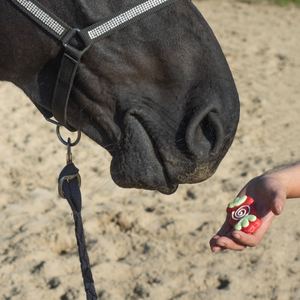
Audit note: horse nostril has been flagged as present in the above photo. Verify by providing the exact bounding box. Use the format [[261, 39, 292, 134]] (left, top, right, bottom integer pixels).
[[185, 109, 224, 158]]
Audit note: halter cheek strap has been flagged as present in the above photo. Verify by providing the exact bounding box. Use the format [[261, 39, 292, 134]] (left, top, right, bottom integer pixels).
[[9, 0, 180, 131]]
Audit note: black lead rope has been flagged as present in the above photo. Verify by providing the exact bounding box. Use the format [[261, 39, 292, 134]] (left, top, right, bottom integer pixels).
[[59, 163, 98, 300], [53, 125, 97, 300]]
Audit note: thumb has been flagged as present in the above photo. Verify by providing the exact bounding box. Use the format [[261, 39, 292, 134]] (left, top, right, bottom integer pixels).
[[270, 190, 286, 215]]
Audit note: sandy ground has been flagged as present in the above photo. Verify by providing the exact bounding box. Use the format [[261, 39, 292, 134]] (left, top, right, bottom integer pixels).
[[1, 0, 300, 299]]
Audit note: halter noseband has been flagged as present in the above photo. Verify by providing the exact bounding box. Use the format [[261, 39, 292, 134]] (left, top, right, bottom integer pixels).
[[9, 0, 180, 131]]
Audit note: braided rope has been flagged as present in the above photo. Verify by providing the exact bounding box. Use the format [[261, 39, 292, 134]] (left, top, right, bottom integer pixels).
[[73, 212, 97, 300], [59, 163, 97, 300]]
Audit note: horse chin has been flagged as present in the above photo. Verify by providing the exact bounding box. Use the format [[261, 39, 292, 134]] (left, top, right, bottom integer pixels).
[[110, 115, 178, 195]]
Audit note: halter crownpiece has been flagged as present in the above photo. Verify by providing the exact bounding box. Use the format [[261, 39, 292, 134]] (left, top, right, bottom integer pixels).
[[12, 0, 179, 42], [10, 0, 180, 130], [13, 0, 66, 35], [86, 0, 178, 41]]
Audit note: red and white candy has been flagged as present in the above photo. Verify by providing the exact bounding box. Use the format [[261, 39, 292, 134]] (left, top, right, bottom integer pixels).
[[227, 195, 262, 234]]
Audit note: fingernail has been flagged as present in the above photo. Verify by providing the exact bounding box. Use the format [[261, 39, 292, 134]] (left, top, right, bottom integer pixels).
[[216, 242, 225, 247], [213, 249, 221, 253], [233, 233, 240, 239], [276, 204, 282, 214]]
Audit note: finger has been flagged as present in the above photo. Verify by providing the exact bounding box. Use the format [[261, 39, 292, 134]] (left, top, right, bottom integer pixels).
[[210, 236, 225, 253], [214, 217, 233, 238], [231, 214, 274, 247], [209, 218, 233, 251], [210, 233, 229, 252], [232, 230, 261, 247], [215, 233, 247, 251], [270, 191, 286, 216], [211, 226, 247, 251]]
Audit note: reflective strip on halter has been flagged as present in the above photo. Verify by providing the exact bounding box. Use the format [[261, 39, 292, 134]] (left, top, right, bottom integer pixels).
[[14, 0, 67, 36], [87, 0, 175, 40], [12, 0, 178, 43]]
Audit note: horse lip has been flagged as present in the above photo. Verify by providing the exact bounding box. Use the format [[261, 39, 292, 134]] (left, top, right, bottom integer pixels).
[[129, 114, 178, 193], [111, 113, 178, 194]]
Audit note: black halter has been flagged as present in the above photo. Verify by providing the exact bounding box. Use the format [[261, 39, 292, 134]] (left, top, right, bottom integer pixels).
[[9, 0, 179, 131]]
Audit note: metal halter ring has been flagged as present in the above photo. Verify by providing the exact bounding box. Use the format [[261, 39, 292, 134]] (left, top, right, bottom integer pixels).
[[56, 125, 81, 147]]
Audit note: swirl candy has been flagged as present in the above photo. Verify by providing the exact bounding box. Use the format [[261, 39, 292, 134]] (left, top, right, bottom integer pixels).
[[227, 195, 262, 234]]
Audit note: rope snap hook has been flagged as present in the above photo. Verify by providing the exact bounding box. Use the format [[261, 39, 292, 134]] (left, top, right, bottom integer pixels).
[[49, 123, 82, 198], [56, 124, 81, 164], [66, 137, 72, 164]]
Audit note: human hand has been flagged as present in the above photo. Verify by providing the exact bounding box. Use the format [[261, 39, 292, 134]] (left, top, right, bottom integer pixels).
[[210, 174, 287, 252]]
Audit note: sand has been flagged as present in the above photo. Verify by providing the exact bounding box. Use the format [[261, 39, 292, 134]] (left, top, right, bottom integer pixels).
[[0, 0, 300, 299]]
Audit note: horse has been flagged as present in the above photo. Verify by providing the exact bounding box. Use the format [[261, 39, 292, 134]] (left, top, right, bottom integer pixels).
[[0, 0, 240, 195]]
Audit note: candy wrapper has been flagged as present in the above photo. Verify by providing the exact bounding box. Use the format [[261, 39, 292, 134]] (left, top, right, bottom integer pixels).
[[227, 195, 262, 234]]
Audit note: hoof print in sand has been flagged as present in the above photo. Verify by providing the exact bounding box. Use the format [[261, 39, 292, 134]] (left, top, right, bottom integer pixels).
[[227, 195, 262, 234]]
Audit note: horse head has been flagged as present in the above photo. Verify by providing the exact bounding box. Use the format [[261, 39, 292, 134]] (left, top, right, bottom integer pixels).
[[0, 0, 239, 194]]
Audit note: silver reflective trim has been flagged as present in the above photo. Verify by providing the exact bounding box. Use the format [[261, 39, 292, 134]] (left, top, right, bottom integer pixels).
[[16, 0, 65, 35], [88, 0, 169, 40]]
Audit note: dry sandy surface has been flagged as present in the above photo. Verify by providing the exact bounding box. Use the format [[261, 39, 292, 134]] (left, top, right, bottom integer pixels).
[[1, 1, 300, 299]]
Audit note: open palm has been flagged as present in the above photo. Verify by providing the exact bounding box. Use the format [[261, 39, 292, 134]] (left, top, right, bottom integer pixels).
[[210, 175, 286, 252]]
